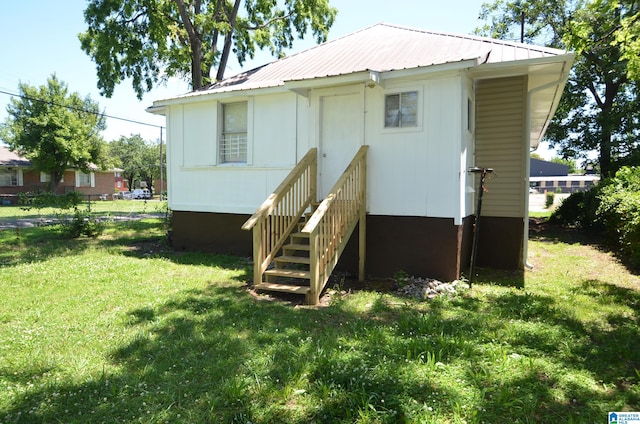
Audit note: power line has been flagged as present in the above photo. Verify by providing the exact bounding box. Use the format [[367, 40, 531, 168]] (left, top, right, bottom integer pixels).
[[0, 88, 164, 129]]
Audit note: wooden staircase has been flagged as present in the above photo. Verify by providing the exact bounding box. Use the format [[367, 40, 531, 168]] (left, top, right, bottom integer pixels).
[[242, 146, 368, 305], [256, 214, 314, 297]]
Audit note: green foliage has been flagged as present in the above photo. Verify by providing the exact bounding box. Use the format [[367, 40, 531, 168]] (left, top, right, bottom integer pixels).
[[108, 134, 163, 193], [0, 75, 108, 189], [18, 191, 83, 211], [62, 209, 106, 238], [552, 166, 640, 266], [545, 191, 555, 208], [596, 167, 640, 266], [477, 0, 640, 177], [79, 0, 337, 97]]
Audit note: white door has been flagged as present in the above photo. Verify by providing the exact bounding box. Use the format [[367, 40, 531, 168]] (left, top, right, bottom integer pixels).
[[319, 92, 362, 198]]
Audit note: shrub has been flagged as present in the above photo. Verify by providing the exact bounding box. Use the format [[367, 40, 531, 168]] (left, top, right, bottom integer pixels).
[[62, 210, 105, 238], [545, 192, 555, 208], [552, 167, 640, 267]]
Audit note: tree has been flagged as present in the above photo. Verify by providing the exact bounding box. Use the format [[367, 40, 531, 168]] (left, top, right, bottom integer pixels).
[[0, 75, 108, 192], [79, 0, 337, 98], [109, 134, 164, 193], [477, 0, 640, 177], [109, 134, 147, 191]]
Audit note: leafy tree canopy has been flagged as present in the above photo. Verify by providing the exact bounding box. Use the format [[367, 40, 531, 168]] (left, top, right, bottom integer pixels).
[[0, 75, 108, 190], [109, 134, 164, 193], [79, 0, 338, 99], [477, 0, 640, 177]]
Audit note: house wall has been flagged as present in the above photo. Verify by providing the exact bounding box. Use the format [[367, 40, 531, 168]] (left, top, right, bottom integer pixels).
[[473, 76, 528, 269], [166, 72, 478, 280], [166, 92, 300, 214]]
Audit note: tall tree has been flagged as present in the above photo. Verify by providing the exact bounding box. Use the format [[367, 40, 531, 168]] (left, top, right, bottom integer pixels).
[[79, 0, 337, 98], [477, 0, 640, 177], [0, 75, 107, 192], [109, 134, 148, 191]]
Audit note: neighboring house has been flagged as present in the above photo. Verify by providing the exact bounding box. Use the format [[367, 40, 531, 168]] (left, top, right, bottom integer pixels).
[[0, 145, 116, 203], [530, 158, 600, 193], [148, 23, 573, 301], [114, 168, 129, 192]]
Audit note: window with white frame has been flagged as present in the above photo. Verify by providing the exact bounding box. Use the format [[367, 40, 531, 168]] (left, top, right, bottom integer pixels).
[[385, 91, 418, 128], [220, 102, 248, 163], [76, 171, 94, 187], [0, 168, 18, 186]]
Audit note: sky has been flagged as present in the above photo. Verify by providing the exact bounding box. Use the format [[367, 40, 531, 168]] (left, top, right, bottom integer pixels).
[[0, 0, 558, 159]]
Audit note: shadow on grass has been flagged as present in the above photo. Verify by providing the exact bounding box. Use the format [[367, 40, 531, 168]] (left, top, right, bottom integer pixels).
[[0, 219, 166, 268], [3, 276, 639, 423]]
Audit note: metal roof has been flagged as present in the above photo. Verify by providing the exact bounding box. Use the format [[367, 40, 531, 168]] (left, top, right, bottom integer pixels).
[[195, 22, 568, 96]]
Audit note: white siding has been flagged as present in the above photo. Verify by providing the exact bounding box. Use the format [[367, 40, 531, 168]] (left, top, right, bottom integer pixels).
[[364, 75, 464, 219], [474, 76, 527, 218], [183, 102, 216, 167], [165, 93, 299, 213]]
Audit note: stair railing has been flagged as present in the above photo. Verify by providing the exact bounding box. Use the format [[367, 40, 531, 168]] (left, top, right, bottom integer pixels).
[[242, 148, 317, 286], [302, 145, 368, 305]]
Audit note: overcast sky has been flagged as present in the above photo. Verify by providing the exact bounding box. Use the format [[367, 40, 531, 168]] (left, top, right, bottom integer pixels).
[[1, 1, 558, 157]]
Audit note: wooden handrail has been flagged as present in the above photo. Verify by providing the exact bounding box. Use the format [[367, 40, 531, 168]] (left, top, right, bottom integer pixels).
[[242, 148, 317, 231], [241, 148, 317, 287], [302, 145, 368, 304]]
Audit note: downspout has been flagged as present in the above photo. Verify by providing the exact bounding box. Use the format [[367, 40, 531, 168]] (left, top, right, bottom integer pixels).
[[524, 68, 570, 269]]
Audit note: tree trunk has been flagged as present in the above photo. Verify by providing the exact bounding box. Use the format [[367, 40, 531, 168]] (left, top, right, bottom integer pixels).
[[216, 0, 242, 82], [175, 0, 204, 90]]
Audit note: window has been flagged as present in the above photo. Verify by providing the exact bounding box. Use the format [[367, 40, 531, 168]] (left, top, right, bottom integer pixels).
[[220, 102, 248, 163], [385, 91, 418, 128], [76, 171, 94, 187], [0, 168, 18, 186], [40, 172, 64, 183]]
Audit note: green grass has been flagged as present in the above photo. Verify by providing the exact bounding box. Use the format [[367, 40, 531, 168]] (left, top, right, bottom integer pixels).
[[0, 220, 638, 423], [0, 200, 166, 221]]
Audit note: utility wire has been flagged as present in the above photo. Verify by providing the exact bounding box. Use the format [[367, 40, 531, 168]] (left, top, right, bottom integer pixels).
[[0, 88, 164, 129]]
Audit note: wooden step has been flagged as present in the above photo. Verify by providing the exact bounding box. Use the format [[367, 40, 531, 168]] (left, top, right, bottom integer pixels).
[[283, 243, 310, 251], [254, 282, 310, 295], [290, 232, 310, 239], [264, 269, 310, 279], [274, 255, 310, 265]]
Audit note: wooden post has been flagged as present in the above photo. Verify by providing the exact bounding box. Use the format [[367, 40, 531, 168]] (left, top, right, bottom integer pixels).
[[308, 228, 320, 305], [252, 223, 263, 286], [358, 159, 366, 282]]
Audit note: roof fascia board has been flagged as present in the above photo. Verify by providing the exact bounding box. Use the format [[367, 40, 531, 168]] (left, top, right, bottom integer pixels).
[[469, 53, 574, 80], [149, 84, 290, 108]]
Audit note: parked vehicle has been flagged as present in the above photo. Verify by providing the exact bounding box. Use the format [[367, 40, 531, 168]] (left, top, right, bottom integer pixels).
[[118, 191, 133, 200], [132, 189, 151, 199]]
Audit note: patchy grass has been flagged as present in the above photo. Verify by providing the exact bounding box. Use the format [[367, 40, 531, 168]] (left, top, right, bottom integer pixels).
[[0, 220, 638, 423]]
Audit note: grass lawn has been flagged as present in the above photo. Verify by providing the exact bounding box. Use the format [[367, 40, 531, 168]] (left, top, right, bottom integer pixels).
[[0, 219, 638, 423], [0, 200, 167, 221]]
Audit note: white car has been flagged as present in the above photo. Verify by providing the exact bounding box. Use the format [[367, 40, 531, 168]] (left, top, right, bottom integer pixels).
[[132, 189, 151, 199]]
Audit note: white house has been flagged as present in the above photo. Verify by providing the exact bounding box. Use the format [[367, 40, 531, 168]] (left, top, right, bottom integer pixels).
[[148, 23, 573, 303]]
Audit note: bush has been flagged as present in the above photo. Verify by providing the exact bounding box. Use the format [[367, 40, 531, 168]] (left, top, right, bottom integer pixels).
[[19, 191, 82, 210], [551, 166, 640, 267], [62, 210, 105, 238], [545, 192, 555, 208]]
